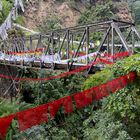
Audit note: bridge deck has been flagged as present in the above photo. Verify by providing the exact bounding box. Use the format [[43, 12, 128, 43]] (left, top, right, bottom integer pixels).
[[0, 60, 90, 70]]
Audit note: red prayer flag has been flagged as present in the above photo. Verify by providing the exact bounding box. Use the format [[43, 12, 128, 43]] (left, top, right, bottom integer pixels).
[[128, 72, 136, 82], [74, 90, 93, 109], [62, 96, 73, 114], [17, 104, 48, 132], [0, 115, 15, 140], [84, 88, 93, 104], [99, 84, 110, 98], [119, 75, 128, 88], [49, 99, 62, 119], [74, 92, 84, 109], [93, 86, 102, 101], [93, 84, 109, 101], [107, 78, 121, 93]]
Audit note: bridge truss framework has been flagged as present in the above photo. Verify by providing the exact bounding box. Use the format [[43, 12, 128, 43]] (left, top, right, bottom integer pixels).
[[0, 20, 140, 74]]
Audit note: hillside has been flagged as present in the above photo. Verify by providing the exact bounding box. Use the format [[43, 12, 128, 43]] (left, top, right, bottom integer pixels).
[[24, 0, 133, 30], [24, 0, 83, 29], [1, 1, 140, 140]]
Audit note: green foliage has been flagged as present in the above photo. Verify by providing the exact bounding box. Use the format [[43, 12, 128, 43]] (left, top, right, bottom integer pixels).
[[0, 99, 19, 117], [83, 114, 133, 140], [0, 0, 24, 25], [2, 0, 140, 139], [13, 124, 74, 140], [4, 69, 87, 140], [6, 120, 19, 140], [83, 85, 140, 140], [0, 0, 12, 24], [112, 54, 140, 77], [0, 98, 34, 117], [15, 15, 25, 25], [83, 66, 114, 90], [0, 99, 35, 140], [128, 0, 140, 25], [90, 32, 103, 42], [21, 70, 85, 105], [83, 54, 140, 90], [39, 16, 62, 32], [13, 125, 48, 140], [104, 86, 139, 120], [8, 27, 25, 38], [78, 1, 115, 24], [82, 54, 140, 140], [4, 54, 140, 139]]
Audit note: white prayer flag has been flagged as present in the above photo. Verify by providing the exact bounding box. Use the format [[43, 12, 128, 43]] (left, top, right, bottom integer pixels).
[[11, 7, 16, 20], [14, 0, 24, 12], [18, 0, 24, 12], [5, 13, 12, 30], [14, 0, 18, 7], [0, 23, 8, 40]]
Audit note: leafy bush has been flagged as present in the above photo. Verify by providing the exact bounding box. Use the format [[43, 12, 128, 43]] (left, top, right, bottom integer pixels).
[[82, 54, 140, 140], [78, 1, 115, 24], [128, 0, 140, 25], [82, 66, 114, 90], [0, 0, 12, 24], [112, 54, 140, 77], [83, 85, 140, 140], [83, 54, 140, 90], [39, 16, 62, 32], [20, 69, 85, 105], [0, 100, 19, 117]]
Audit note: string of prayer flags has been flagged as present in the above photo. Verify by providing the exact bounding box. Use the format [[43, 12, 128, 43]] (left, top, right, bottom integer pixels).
[[97, 83, 110, 99], [93, 86, 103, 101], [18, 0, 24, 12], [0, 71, 136, 139], [83, 88, 93, 104], [17, 104, 49, 131], [0, 52, 131, 82], [107, 78, 122, 93]]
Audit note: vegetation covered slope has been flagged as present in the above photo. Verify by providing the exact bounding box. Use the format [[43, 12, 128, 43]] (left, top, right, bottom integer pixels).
[[1, 54, 140, 140], [24, 0, 133, 30], [1, 0, 140, 140]]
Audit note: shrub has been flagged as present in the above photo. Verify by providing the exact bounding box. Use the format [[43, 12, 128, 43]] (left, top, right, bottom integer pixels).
[[39, 16, 62, 32], [78, 1, 115, 25]]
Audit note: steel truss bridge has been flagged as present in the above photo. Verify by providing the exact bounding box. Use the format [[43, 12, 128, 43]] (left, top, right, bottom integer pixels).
[[0, 20, 140, 74]]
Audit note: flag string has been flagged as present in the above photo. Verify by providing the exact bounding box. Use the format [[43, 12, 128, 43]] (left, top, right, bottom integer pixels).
[[0, 52, 129, 81], [0, 71, 136, 139]]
